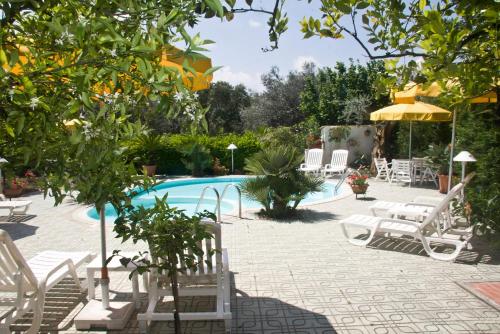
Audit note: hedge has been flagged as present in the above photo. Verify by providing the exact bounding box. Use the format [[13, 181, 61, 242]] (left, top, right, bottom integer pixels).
[[127, 132, 262, 175]]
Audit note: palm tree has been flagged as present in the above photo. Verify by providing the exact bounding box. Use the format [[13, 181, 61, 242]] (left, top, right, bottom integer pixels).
[[241, 145, 324, 217]]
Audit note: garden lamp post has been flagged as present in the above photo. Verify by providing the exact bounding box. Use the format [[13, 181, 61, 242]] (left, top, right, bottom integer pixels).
[[227, 143, 237, 174], [453, 151, 476, 200], [0, 157, 8, 193]]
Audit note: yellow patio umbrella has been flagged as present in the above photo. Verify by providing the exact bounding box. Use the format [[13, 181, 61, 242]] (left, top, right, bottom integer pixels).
[[469, 91, 497, 104], [393, 82, 442, 104], [370, 102, 452, 159], [161, 46, 212, 91], [392, 81, 498, 191]]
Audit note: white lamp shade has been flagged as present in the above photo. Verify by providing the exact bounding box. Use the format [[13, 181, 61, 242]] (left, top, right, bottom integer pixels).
[[453, 151, 476, 162], [0, 157, 8, 164], [227, 143, 237, 150]]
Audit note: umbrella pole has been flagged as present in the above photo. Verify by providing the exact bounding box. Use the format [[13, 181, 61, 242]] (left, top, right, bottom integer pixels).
[[99, 207, 110, 309], [447, 110, 457, 193], [409, 121, 412, 160], [74, 206, 134, 330]]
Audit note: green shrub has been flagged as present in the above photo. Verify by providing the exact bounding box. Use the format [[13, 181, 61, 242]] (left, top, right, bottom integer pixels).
[[456, 108, 500, 246], [260, 126, 306, 152], [181, 143, 212, 177], [241, 145, 324, 218], [124, 132, 261, 175]]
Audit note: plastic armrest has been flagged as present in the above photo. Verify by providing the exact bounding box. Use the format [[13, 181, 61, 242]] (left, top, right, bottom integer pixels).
[[379, 217, 421, 228], [412, 196, 443, 205], [403, 202, 436, 208], [37, 259, 76, 290]]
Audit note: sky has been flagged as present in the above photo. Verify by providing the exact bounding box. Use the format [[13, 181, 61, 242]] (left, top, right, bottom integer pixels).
[[188, 0, 371, 92]]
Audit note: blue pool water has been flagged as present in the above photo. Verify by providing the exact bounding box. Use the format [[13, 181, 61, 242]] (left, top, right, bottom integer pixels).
[[87, 177, 341, 221]]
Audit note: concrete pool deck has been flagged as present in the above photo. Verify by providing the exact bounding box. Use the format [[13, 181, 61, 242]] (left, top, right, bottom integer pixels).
[[1, 178, 499, 333]]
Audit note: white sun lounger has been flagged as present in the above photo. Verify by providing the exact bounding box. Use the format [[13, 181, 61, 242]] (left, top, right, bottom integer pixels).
[[322, 149, 348, 177], [299, 149, 323, 176], [340, 180, 473, 261], [370, 173, 475, 224], [0, 230, 95, 334], [138, 219, 231, 333]]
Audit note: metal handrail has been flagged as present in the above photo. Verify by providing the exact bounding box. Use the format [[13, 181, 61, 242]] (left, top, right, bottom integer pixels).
[[195, 186, 221, 222], [220, 184, 242, 218], [335, 168, 358, 193]]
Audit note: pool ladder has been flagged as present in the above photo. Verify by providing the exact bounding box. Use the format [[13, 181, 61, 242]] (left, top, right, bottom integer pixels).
[[335, 168, 359, 193], [195, 184, 242, 222]]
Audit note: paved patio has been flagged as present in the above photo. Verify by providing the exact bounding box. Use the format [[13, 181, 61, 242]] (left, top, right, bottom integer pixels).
[[2, 179, 500, 333]]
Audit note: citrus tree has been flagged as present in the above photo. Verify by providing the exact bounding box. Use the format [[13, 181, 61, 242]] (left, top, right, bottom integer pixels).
[[300, 0, 499, 104]]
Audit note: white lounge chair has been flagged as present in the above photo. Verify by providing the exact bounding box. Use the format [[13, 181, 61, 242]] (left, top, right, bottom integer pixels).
[[374, 158, 391, 181], [0, 194, 32, 219], [322, 149, 348, 177], [0, 230, 94, 334], [299, 149, 323, 176], [138, 219, 231, 333], [389, 159, 412, 185], [370, 173, 475, 224], [340, 180, 473, 261]]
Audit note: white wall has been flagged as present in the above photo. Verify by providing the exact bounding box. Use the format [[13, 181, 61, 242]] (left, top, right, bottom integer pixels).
[[320, 125, 375, 166]]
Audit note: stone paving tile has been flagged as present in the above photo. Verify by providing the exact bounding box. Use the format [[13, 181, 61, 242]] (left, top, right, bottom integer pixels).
[[2, 179, 500, 333]]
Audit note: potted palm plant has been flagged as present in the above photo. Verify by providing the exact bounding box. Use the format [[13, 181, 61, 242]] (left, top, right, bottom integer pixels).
[[425, 144, 450, 193], [133, 133, 163, 177]]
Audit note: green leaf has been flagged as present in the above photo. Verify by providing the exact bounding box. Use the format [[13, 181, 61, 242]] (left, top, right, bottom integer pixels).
[[81, 92, 93, 109], [357, 2, 370, 9], [5, 124, 15, 138], [336, 3, 352, 14], [164, 9, 178, 25], [362, 14, 369, 25], [419, 0, 426, 11], [245, 0, 253, 6], [131, 45, 155, 53], [8, 49, 19, 68], [204, 0, 224, 17], [202, 66, 222, 77]]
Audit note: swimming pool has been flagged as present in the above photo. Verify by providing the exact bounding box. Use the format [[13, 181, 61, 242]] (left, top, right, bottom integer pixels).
[[87, 176, 343, 221]]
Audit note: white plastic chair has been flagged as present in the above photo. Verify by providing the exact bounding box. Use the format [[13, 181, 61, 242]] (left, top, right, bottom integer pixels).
[[374, 158, 391, 181], [138, 219, 231, 333], [299, 149, 323, 176], [389, 159, 412, 185], [0, 230, 94, 334], [340, 177, 474, 262], [0, 194, 32, 219], [322, 150, 348, 177]]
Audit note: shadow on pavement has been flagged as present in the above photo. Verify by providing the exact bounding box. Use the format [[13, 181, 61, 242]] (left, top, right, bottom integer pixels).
[[0, 220, 38, 240]]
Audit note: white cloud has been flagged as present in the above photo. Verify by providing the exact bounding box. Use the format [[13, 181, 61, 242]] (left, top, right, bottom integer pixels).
[[293, 56, 320, 71], [248, 19, 262, 28], [213, 66, 264, 92]]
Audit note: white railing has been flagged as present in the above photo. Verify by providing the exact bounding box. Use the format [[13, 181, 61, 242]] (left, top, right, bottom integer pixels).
[[220, 184, 242, 219], [195, 186, 221, 222]]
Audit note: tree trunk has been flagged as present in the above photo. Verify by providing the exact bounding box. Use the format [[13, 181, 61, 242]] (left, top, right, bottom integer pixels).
[[370, 124, 386, 175], [169, 257, 182, 334]]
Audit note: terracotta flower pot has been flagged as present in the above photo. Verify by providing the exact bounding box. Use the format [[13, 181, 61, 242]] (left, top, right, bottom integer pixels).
[[438, 174, 449, 194], [3, 187, 24, 198], [350, 184, 369, 199], [142, 165, 157, 177]]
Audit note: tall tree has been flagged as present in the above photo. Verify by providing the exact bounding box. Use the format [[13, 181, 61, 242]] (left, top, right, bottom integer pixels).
[[300, 60, 389, 125], [198, 81, 250, 134], [241, 66, 311, 129]]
